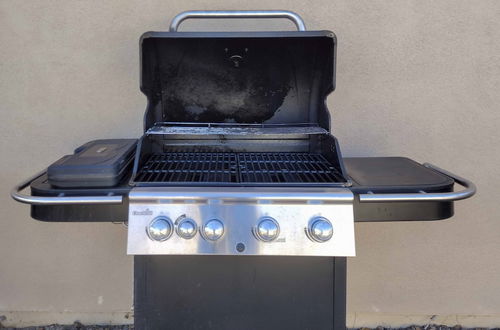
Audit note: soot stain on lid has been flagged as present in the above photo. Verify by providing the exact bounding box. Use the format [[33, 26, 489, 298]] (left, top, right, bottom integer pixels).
[[161, 47, 291, 123]]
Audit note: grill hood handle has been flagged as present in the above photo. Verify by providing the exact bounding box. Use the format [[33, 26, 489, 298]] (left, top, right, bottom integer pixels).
[[169, 10, 306, 32], [358, 163, 476, 203], [11, 170, 123, 205]]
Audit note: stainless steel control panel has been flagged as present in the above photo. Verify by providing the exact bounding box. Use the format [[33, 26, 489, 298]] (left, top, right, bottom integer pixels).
[[127, 187, 356, 256]]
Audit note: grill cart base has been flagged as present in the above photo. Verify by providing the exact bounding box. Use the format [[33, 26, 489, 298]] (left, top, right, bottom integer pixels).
[[134, 256, 346, 330]]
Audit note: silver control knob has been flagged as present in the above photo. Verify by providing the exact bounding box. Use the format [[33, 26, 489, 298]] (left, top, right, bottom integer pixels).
[[176, 218, 197, 239], [254, 217, 280, 242], [147, 217, 173, 241], [202, 219, 224, 241], [308, 217, 333, 242]]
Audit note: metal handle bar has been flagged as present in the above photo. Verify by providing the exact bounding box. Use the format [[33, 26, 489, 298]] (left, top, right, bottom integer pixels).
[[11, 170, 123, 205], [359, 163, 476, 203], [169, 10, 306, 32]]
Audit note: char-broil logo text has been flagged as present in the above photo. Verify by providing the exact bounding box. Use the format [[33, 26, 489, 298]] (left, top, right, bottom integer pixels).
[[133, 208, 153, 216]]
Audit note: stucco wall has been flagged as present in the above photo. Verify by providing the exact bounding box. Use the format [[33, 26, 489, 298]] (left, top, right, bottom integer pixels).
[[1, 0, 499, 327]]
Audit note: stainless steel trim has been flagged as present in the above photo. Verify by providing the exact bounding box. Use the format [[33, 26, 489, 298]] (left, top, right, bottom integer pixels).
[[127, 187, 355, 256], [153, 122, 319, 127], [169, 10, 307, 32], [10, 170, 124, 205], [358, 163, 476, 203], [129, 187, 354, 203], [146, 122, 327, 136]]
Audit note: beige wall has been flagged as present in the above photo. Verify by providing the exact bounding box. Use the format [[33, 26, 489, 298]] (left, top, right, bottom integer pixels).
[[1, 0, 499, 327]]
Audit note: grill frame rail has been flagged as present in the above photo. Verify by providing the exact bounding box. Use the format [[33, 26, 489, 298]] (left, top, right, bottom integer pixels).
[[132, 152, 347, 187]]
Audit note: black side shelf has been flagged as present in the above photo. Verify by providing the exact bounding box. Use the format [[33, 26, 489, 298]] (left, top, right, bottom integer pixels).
[[345, 157, 455, 222], [29, 173, 131, 222]]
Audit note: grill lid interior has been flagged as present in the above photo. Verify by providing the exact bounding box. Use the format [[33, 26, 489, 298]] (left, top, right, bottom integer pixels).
[[140, 32, 336, 131]]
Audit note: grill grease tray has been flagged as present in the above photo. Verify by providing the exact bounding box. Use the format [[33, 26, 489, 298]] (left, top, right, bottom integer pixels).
[[134, 152, 344, 185]]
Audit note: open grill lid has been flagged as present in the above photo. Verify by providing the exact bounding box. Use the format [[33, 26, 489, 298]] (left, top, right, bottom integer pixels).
[[140, 12, 337, 132]]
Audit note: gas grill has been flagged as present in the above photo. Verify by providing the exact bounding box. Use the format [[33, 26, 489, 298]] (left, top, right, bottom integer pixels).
[[11, 10, 476, 330]]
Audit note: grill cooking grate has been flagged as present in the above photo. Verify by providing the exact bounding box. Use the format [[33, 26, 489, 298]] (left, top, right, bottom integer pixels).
[[238, 153, 342, 183], [135, 153, 238, 183], [135, 152, 344, 185]]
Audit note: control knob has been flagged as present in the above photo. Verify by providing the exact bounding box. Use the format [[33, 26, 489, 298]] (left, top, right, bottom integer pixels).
[[307, 217, 333, 242], [202, 219, 224, 241], [254, 217, 280, 242], [176, 218, 197, 239], [147, 217, 173, 241]]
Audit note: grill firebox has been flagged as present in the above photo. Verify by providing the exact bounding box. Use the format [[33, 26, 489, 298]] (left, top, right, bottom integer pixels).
[[135, 152, 344, 185]]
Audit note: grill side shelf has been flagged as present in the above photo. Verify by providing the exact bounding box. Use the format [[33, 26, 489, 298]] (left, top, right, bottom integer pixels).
[[21, 172, 130, 222], [357, 163, 475, 202], [345, 157, 475, 222], [12, 171, 124, 205]]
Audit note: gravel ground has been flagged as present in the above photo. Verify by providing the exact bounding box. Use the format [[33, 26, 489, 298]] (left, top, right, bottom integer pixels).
[[1, 324, 499, 330], [357, 327, 499, 330], [0, 323, 132, 330]]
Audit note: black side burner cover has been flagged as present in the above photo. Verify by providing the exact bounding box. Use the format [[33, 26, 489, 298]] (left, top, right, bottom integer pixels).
[[47, 139, 137, 188]]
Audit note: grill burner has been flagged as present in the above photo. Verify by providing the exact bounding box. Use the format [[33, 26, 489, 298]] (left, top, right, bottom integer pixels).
[[135, 152, 343, 184]]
